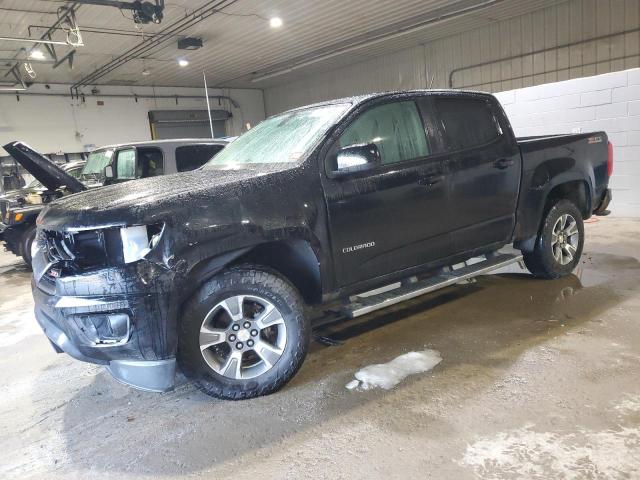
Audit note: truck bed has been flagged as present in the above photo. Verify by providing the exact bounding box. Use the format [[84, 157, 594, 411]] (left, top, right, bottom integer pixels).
[[513, 131, 610, 244]]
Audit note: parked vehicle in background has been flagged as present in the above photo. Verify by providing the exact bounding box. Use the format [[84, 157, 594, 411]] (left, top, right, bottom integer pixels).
[[25, 90, 612, 399], [1, 138, 229, 266]]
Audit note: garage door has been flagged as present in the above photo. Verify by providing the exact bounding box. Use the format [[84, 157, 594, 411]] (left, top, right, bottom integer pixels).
[[149, 110, 231, 139]]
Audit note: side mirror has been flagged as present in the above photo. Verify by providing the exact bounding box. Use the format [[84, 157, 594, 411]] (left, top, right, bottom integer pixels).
[[334, 143, 381, 176], [104, 165, 114, 179]]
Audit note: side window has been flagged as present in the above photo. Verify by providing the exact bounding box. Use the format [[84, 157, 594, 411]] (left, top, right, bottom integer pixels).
[[175, 144, 224, 172], [136, 147, 164, 178], [337, 101, 429, 167], [115, 148, 136, 180], [435, 98, 502, 151]]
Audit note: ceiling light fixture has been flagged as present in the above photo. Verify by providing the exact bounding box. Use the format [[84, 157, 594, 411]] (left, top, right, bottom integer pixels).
[[141, 69, 151, 76], [269, 17, 283, 28], [178, 58, 189, 67], [29, 49, 45, 60]]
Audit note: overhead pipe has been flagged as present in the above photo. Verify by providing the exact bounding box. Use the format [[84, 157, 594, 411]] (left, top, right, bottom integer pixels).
[[71, 0, 239, 95], [448, 27, 640, 88], [0, 90, 240, 108], [27, 24, 179, 39], [0, 36, 71, 46]]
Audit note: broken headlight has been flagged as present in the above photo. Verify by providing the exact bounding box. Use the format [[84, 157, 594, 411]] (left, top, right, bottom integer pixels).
[[120, 223, 164, 264]]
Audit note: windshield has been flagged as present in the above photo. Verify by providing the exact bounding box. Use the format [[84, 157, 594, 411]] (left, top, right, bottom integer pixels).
[[204, 103, 349, 168], [80, 149, 114, 182]]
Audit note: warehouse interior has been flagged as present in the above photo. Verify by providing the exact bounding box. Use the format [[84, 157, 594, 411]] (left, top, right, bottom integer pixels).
[[1, 1, 639, 479]]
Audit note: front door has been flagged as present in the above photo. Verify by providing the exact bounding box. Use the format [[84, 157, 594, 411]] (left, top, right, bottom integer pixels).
[[321, 98, 451, 288], [433, 96, 521, 253]]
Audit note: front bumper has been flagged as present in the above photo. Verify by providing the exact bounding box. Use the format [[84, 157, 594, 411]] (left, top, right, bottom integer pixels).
[[32, 258, 180, 392]]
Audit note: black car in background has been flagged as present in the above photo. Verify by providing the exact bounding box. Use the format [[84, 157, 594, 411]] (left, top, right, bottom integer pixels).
[[1, 138, 230, 266]]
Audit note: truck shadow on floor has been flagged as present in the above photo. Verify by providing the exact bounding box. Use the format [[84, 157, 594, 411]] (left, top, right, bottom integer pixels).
[[54, 251, 640, 476]]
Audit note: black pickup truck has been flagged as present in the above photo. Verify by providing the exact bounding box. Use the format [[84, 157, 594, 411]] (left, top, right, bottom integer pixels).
[[23, 90, 612, 399]]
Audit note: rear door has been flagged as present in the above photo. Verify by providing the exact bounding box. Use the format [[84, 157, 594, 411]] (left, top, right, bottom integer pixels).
[[322, 98, 451, 288], [433, 95, 521, 253]]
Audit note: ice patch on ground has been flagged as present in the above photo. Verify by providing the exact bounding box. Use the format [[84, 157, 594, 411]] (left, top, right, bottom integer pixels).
[[614, 394, 640, 415], [346, 349, 442, 390], [460, 423, 640, 479], [0, 291, 39, 348]]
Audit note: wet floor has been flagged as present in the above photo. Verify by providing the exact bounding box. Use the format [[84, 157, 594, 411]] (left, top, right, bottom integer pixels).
[[1, 217, 639, 479]]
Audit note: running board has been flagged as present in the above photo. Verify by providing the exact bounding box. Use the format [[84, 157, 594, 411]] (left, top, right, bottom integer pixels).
[[342, 252, 524, 318]]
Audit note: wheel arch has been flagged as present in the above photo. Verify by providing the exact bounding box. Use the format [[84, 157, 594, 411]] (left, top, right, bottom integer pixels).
[[516, 178, 591, 253], [182, 239, 322, 305], [543, 179, 592, 220]]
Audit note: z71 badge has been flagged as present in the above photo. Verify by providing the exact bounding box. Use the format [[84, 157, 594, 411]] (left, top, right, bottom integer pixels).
[[342, 241, 375, 254], [588, 136, 603, 144]]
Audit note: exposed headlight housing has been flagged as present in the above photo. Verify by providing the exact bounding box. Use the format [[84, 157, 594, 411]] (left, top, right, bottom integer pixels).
[[120, 224, 164, 264]]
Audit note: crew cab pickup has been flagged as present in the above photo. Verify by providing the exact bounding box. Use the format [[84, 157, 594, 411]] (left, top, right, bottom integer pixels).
[[1, 138, 229, 266], [23, 90, 612, 399]]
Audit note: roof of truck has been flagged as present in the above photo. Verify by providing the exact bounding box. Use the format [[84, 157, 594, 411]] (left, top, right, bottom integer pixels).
[[283, 89, 492, 114]]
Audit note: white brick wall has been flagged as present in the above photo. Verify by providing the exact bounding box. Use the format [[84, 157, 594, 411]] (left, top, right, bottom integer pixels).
[[495, 68, 640, 217]]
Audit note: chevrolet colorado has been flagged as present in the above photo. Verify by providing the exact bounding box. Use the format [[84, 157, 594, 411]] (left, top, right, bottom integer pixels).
[[1, 139, 229, 266], [23, 90, 612, 399]]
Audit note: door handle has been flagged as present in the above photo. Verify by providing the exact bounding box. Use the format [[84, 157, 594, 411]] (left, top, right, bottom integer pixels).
[[494, 158, 515, 170], [417, 174, 444, 186]]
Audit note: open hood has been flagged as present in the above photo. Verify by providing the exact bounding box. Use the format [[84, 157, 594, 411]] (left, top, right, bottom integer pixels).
[[3, 141, 86, 194]]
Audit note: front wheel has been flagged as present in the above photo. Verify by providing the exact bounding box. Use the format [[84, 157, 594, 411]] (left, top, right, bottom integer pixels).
[[523, 199, 584, 279], [178, 265, 310, 400]]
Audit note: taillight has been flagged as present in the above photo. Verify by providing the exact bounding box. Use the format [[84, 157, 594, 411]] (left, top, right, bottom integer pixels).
[[607, 141, 614, 177]]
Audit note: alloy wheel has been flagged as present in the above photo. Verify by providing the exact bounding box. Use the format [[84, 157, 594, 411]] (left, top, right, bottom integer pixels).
[[551, 213, 579, 265], [199, 295, 287, 380]]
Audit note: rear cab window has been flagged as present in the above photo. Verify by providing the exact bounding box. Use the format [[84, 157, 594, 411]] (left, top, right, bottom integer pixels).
[[176, 144, 225, 172], [434, 97, 503, 151]]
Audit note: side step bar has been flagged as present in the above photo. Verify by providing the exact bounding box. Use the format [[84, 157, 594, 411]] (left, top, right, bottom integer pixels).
[[342, 252, 524, 318]]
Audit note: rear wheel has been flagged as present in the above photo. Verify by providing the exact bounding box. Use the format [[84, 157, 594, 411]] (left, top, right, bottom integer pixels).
[[178, 265, 309, 400], [19, 225, 36, 268], [523, 199, 584, 279]]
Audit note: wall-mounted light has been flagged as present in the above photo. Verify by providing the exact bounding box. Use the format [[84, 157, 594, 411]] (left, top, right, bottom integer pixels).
[[141, 69, 151, 76], [269, 17, 283, 28], [178, 58, 189, 67]]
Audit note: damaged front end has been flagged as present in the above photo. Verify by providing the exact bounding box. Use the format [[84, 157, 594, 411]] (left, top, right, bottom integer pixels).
[[31, 221, 183, 392]]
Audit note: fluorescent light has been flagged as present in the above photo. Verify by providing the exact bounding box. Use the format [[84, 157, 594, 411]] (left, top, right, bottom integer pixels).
[[178, 58, 189, 67], [29, 49, 45, 60], [269, 17, 283, 28]]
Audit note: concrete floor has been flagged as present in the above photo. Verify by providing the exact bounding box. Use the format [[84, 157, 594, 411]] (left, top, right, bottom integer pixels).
[[1, 217, 639, 480]]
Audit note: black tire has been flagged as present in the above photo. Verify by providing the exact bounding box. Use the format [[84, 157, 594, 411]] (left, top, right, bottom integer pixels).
[[19, 225, 37, 268], [523, 199, 584, 279], [178, 264, 310, 400]]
